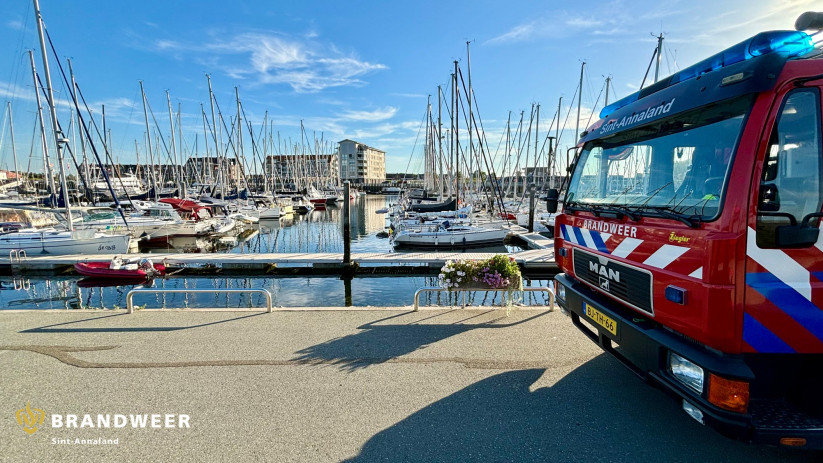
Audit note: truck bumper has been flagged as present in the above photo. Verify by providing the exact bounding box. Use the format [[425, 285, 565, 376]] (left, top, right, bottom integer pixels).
[[554, 273, 823, 449]]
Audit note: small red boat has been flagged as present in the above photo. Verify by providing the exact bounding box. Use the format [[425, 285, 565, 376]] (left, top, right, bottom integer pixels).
[[74, 259, 166, 280]]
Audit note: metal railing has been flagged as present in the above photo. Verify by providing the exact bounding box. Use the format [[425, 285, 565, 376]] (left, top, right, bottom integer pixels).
[[126, 288, 273, 314], [9, 249, 27, 263], [413, 286, 554, 311]]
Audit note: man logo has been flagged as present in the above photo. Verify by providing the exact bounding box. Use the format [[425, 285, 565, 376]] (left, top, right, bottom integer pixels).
[[589, 262, 620, 283], [16, 403, 45, 435], [599, 276, 610, 291]]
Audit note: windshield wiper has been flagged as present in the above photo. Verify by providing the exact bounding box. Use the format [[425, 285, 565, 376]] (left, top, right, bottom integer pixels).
[[605, 205, 641, 221], [641, 206, 701, 228], [564, 202, 602, 216], [566, 202, 640, 221]]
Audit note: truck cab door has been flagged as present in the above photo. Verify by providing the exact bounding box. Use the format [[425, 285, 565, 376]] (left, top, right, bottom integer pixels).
[[747, 87, 823, 353]]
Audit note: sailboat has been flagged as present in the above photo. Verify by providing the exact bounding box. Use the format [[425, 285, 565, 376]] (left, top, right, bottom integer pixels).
[[391, 56, 512, 250], [0, 228, 129, 255], [0, 0, 131, 255]]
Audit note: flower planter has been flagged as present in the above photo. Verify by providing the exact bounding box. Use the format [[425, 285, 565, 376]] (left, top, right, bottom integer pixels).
[[446, 281, 523, 292], [438, 254, 523, 292]]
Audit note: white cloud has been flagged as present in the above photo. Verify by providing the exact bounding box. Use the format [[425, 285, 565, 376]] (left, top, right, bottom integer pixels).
[[147, 32, 387, 93], [485, 1, 635, 44], [6, 20, 23, 31], [485, 22, 537, 45], [337, 107, 397, 122]]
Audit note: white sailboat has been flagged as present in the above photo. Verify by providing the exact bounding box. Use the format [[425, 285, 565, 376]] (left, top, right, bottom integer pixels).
[[0, 228, 129, 255], [0, 0, 131, 256], [391, 219, 511, 249]]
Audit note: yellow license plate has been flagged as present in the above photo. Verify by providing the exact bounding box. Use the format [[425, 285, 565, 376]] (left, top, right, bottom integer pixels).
[[584, 303, 617, 336]]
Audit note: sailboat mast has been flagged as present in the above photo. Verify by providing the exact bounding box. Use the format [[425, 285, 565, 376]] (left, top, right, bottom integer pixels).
[[33, 0, 72, 228], [200, 104, 209, 185], [534, 104, 540, 187], [466, 41, 474, 195], [554, 96, 562, 188], [139, 81, 158, 200], [206, 74, 223, 197], [68, 59, 90, 193], [166, 91, 180, 194], [574, 61, 585, 145], [29, 50, 57, 199], [604, 76, 611, 106], [7, 102, 19, 185], [235, 86, 243, 193], [425, 94, 432, 191], [263, 111, 268, 194], [178, 102, 185, 196], [453, 60, 459, 210], [437, 84, 444, 200], [654, 33, 664, 83]]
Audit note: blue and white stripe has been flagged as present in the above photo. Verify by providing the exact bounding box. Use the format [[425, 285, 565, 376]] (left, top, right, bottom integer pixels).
[[561, 224, 611, 253], [746, 227, 812, 301]]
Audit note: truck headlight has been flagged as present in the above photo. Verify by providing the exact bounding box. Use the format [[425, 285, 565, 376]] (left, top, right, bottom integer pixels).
[[668, 352, 704, 394], [554, 280, 566, 302]]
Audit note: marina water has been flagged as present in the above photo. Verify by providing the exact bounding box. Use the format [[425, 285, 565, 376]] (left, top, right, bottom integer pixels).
[[2, 196, 547, 310]]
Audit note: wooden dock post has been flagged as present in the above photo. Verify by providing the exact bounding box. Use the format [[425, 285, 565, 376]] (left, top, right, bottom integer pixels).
[[343, 276, 352, 307], [528, 184, 536, 233], [343, 181, 351, 265]]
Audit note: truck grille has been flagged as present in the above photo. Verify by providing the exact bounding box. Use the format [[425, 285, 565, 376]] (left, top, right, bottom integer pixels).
[[573, 248, 654, 316]]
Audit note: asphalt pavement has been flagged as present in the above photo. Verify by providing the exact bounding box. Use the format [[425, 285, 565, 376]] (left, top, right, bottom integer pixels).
[[0, 308, 819, 462]]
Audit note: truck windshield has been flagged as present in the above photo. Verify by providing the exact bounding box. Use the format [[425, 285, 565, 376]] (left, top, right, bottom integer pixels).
[[566, 95, 753, 220]]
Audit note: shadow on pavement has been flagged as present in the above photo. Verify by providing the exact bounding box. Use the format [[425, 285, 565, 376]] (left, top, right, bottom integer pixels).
[[344, 356, 821, 462], [19, 312, 267, 333], [292, 310, 550, 371]]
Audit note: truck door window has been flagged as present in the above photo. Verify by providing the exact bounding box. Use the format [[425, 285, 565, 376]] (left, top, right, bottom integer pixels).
[[756, 89, 823, 248]]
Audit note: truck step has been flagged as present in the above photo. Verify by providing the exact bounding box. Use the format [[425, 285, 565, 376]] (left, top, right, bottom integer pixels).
[[750, 400, 823, 430]]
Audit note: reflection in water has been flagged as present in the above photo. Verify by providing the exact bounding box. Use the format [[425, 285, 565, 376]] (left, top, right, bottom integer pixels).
[[138, 195, 525, 255], [7, 196, 540, 310], [0, 276, 554, 310]]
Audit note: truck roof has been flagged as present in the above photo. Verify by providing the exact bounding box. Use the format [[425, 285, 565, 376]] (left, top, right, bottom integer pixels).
[[579, 30, 816, 145]]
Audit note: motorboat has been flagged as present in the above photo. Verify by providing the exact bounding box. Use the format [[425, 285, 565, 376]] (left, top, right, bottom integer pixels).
[[77, 207, 182, 239], [92, 173, 147, 199], [74, 256, 166, 279]]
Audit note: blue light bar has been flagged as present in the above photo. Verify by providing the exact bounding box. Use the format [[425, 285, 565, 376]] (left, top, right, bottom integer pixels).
[[599, 30, 814, 120]]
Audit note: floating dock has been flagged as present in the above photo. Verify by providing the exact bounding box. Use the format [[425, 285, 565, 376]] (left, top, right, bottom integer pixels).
[[0, 247, 556, 277]]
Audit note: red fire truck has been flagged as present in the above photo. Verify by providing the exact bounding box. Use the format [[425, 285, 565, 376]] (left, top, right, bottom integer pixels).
[[548, 12, 823, 448]]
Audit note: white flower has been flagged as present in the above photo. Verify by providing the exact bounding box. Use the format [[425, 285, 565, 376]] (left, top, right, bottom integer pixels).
[[446, 279, 451, 284], [457, 271, 465, 276], [457, 278, 462, 282]]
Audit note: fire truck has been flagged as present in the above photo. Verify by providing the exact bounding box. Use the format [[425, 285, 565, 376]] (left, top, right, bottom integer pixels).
[[548, 12, 823, 448]]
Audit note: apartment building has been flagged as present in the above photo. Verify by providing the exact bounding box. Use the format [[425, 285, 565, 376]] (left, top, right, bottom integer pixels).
[[338, 139, 386, 186]]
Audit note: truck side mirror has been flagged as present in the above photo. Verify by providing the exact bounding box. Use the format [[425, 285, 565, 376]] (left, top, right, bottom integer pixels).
[[758, 183, 780, 212], [546, 189, 559, 213], [765, 212, 823, 248], [775, 225, 820, 248]]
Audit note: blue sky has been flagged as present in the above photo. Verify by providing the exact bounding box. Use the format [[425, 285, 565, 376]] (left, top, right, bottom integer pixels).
[[0, 0, 817, 175]]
